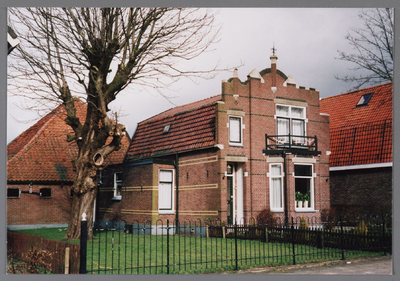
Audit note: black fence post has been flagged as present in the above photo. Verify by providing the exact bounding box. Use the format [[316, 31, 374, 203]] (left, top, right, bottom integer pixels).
[[340, 215, 345, 260], [291, 217, 296, 265], [234, 222, 238, 271], [167, 219, 170, 274], [79, 213, 88, 274]]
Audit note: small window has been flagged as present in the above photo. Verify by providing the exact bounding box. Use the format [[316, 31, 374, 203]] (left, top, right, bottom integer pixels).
[[113, 172, 122, 200], [357, 92, 373, 107], [163, 125, 171, 134], [40, 188, 52, 198], [229, 116, 243, 146], [7, 188, 20, 198]]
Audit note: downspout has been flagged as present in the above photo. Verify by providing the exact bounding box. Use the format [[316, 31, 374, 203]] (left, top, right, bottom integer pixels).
[[283, 151, 289, 225]]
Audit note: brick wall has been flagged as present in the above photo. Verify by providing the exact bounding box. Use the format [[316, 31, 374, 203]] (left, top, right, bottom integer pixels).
[[330, 167, 392, 215], [7, 183, 72, 225]]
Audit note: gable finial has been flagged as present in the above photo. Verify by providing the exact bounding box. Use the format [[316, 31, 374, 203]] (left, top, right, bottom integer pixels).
[[271, 42, 277, 56]]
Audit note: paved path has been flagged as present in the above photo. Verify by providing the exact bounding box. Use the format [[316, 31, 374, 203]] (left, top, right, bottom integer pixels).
[[221, 256, 392, 275]]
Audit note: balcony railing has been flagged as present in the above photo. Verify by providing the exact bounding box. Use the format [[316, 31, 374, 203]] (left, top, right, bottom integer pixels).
[[263, 134, 319, 155]]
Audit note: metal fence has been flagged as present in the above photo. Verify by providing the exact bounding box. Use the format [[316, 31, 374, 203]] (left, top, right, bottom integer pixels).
[[81, 214, 391, 274]]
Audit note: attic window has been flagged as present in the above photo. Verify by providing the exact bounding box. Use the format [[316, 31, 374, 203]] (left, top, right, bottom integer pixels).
[[163, 125, 171, 134], [357, 92, 373, 107]]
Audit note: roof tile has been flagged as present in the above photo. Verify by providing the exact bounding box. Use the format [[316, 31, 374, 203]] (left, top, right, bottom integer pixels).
[[320, 82, 392, 167], [7, 100, 130, 182], [127, 95, 221, 159]]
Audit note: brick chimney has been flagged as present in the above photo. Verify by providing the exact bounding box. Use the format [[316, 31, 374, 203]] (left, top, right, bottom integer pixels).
[[270, 54, 278, 93]]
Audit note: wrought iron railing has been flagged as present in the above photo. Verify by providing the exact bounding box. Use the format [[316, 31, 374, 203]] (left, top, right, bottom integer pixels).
[[264, 134, 318, 153]]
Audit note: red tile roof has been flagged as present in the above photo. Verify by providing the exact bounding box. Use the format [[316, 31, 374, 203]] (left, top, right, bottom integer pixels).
[[7, 100, 130, 182], [320, 82, 392, 167], [127, 95, 222, 160]]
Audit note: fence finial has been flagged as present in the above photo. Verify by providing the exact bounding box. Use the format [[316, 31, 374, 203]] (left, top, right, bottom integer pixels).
[[82, 212, 87, 221]]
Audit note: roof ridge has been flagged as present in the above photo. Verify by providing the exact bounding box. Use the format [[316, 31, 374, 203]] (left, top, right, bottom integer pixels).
[[140, 94, 221, 124], [321, 82, 392, 101]]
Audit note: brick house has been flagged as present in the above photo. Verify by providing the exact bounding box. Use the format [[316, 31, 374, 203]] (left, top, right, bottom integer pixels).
[[7, 100, 130, 229], [97, 55, 331, 225], [320, 82, 392, 215]]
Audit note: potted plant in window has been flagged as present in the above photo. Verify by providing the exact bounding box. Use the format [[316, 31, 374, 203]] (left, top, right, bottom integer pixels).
[[295, 191, 303, 208], [303, 191, 310, 208]]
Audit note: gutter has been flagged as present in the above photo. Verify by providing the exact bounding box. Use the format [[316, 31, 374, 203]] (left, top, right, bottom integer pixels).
[[330, 162, 392, 171]]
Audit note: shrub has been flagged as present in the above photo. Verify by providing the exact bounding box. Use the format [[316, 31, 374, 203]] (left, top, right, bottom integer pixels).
[[256, 208, 276, 225]]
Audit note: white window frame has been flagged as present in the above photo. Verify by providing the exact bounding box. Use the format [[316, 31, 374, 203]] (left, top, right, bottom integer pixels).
[[158, 169, 175, 214], [275, 104, 307, 144], [228, 116, 243, 146], [113, 172, 122, 200], [294, 164, 315, 211], [269, 163, 284, 212]]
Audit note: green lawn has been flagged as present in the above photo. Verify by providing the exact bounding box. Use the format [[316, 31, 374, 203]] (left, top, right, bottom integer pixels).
[[12, 228, 386, 274], [12, 227, 79, 245]]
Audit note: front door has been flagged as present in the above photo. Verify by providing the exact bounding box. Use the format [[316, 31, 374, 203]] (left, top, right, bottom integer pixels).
[[226, 163, 244, 225], [227, 163, 234, 225]]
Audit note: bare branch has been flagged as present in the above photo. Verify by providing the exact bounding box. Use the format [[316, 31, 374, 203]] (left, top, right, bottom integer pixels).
[[336, 8, 393, 90]]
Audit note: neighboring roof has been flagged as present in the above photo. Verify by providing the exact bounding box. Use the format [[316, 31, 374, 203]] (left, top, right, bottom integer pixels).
[[320, 82, 392, 167], [7, 100, 130, 183], [127, 95, 221, 160]]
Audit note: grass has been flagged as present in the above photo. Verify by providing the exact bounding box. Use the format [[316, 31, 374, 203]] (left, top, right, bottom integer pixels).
[[12, 227, 79, 245], [12, 228, 386, 274]]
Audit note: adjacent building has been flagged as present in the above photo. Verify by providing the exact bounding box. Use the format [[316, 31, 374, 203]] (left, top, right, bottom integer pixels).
[[320, 82, 392, 215], [7, 100, 130, 229]]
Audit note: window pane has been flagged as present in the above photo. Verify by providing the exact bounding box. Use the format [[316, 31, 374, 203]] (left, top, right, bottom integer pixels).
[[271, 164, 282, 176], [159, 170, 173, 182], [294, 165, 312, 176], [159, 182, 172, 209], [115, 172, 122, 181], [272, 178, 282, 208], [291, 107, 304, 118], [229, 117, 241, 143], [277, 118, 290, 136], [40, 188, 52, 198], [277, 105, 289, 116], [7, 188, 20, 198], [292, 120, 305, 136]]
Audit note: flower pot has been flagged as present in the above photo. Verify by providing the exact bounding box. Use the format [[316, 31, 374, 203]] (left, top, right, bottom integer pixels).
[[297, 201, 303, 208], [303, 201, 309, 208]]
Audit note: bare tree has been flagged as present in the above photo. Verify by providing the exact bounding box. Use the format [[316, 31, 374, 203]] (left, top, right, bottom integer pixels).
[[336, 8, 393, 89], [8, 7, 221, 239]]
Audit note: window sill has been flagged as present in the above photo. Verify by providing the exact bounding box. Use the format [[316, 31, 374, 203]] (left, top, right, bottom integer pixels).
[[112, 196, 122, 201], [159, 211, 175, 215], [295, 208, 316, 213], [229, 143, 244, 147]]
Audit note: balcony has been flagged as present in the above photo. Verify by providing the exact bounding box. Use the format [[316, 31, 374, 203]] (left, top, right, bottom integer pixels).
[[263, 134, 320, 155]]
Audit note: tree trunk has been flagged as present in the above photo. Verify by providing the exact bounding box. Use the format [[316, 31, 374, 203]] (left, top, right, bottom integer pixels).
[[65, 188, 97, 240], [65, 152, 99, 240]]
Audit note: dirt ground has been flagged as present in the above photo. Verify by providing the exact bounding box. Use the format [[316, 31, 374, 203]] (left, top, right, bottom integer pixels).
[[220, 255, 392, 275]]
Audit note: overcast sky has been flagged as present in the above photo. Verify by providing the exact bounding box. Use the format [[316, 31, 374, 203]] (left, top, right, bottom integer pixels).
[[7, 8, 380, 143]]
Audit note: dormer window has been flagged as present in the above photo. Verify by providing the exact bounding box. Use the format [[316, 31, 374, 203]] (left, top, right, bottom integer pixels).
[[357, 92, 373, 107], [163, 125, 171, 134]]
